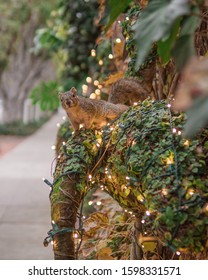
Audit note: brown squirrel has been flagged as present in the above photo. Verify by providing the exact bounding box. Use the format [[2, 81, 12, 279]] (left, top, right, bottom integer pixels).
[[59, 87, 129, 134], [108, 77, 150, 105]]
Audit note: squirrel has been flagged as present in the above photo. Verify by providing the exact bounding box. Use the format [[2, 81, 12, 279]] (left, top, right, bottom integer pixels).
[[108, 77, 150, 105], [59, 87, 129, 134]]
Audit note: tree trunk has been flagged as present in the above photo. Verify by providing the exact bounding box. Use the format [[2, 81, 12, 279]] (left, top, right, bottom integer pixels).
[[0, 13, 55, 124]]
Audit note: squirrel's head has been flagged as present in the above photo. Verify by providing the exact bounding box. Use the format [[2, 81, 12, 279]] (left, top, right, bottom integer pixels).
[[59, 87, 79, 108]]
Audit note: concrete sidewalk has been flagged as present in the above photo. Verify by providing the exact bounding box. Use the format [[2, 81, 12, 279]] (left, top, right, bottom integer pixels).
[[0, 112, 64, 259]]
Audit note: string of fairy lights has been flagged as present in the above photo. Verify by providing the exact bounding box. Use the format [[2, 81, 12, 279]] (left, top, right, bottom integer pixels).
[[42, 98, 208, 259]]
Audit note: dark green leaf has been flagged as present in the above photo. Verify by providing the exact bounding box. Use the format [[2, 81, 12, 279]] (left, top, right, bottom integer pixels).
[[105, 0, 133, 31], [133, 0, 190, 69], [184, 97, 208, 138], [172, 34, 195, 71], [157, 19, 180, 64]]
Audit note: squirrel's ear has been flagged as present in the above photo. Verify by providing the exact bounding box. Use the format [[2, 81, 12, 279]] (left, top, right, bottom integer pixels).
[[70, 87, 77, 96]]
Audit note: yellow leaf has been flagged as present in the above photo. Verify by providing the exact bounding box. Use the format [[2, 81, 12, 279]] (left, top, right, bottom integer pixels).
[[142, 242, 157, 253], [96, 247, 114, 260], [102, 72, 124, 88]]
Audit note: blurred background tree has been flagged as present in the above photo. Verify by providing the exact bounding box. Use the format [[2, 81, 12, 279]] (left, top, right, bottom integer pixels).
[[0, 0, 58, 124]]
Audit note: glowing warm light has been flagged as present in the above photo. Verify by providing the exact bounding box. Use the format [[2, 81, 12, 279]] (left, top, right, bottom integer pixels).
[[62, 116, 66, 121], [91, 49, 96, 57], [115, 38, 121, 43], [51, 241, 54, 245], [62, 141, 66, 146], [167, 104, 171, 108], [51, 145, 56, 150], [141, 219, 145, 224], [98, 84, 103, 89], [82, 84, 88, 95], [133, 102, 138, 106], [184, 140, 190, 146], [126, 17, 130, 21], [176, 251, 181, 256], [94, 80, 99, 86], [205, 204, 208, 212], [88, 201, 93, 206], [188, 189, 194, 196], [172, 128, 177, 133], [165, 154, 174, 165], [146, 210, 151, 216], [79, 124, 84, 129], [95, 89, 101, 95], [108, 54, 114, 59], [96, 201, 102, 206], [126, 176, 130, 180], [86, 77, 92, 83], [98, 59, 103, 66], [51, 220, 55, 224], [162, 188, 168, 196], [178, 131, 182, 136], [90, 93, 96, 99], [56, 123, 60, 127], [88, 174, 92, 181], [74, 233, 79, 239], [108, 175, 112, 179]]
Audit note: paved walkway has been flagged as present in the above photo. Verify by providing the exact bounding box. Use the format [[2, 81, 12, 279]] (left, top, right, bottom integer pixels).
[[0, 112, 64, 259]]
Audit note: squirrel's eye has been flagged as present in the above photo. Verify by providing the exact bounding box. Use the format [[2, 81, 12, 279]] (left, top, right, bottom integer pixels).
[[72, 93, 75, 98]]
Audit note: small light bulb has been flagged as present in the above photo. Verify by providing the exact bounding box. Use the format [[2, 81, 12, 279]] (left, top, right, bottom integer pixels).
[[88, 200, 93, 206], [126, 176, 130, 180], [115, 38, 121, 43], [162, 188, 168, 196], [74, 233, 79, 239], [146, 210, 151, 216], [51, 241, 54, 246], [62, 116, 66, 121], [108, 54, 113, 59], [86, 77, 92, 83], [141, 219, 145, 224], [51, 145, 56, 150], [172, 128, 177, 133], [98, 59, 103, 66], [176, 251, 181, 256], [91, 49, 96, 57], [96, 201, 102, 206], [62, 141, 66, 146], [90, 93, 96, 99], [88, 174, 92, 181], [56, 123, 60, 127], [167, 104, 171, 108], [94, 80, 99, 86]]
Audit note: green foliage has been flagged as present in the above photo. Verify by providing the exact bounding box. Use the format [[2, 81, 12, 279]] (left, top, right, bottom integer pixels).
[[54, 101, 208, 258], [105, 0, 133, 30], [0, 117, 50, 136], [133, 0, 191, 69], [34, 0, 100, 88], [0, 0, 57, 73], [30, 81, 62, 111]]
